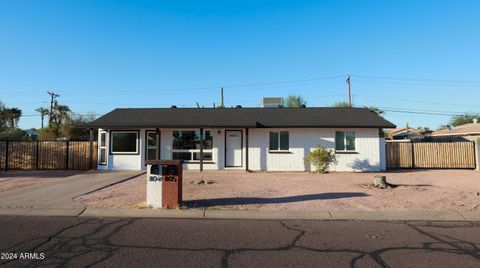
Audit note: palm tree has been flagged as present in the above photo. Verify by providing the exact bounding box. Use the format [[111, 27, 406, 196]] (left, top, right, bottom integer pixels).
[[285, 95, 307, 107], [2, 108, 22, 128], [53, 104, 71, 125], [36, 107, 49, 129], [10, 108, 22, 128]]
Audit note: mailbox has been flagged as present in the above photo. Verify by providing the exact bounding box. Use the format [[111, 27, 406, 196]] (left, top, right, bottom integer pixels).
[[146, 160, 183, 209]]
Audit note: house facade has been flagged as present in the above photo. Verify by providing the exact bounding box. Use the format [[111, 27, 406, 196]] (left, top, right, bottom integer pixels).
[[88, 107, 395, 172]]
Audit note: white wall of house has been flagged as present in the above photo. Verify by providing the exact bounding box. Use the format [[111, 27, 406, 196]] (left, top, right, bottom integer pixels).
[[97, 128, 145, 171], [97, 127, 383, 172], [248, 128, 382, 172]]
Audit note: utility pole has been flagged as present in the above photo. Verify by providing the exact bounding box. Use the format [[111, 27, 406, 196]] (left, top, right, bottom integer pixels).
[[47, 91, 60, 128], [346, 75, 352, 107], [220, 87, 225, 108]]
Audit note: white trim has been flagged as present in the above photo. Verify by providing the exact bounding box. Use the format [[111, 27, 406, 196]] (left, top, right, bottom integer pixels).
[[335, 130, 356, 152], [110, 131, 139, 155], [99, 130, 108, 165]]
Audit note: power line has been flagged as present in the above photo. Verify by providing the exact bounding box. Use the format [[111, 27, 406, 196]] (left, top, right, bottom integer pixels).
[[351, 74, 480, 85], [359, 95, 480, 109]]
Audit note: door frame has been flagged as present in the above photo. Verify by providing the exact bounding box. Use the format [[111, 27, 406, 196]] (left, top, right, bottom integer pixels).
[[224, 130, 243, 167]]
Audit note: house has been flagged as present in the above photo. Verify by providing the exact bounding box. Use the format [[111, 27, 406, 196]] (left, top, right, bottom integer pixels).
[[384, 126, 432, 141], [86, 107, 396, 172], [431, 119, 480, 141]]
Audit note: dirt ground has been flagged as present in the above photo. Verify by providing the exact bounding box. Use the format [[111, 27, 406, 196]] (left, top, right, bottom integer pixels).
[[76, 170, 480, 212], [0, 171, 83, 193]]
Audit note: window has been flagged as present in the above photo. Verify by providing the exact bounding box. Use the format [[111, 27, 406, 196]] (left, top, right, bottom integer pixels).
[[99, 131, 107, 165], [111, 131, 139, 154], [172, 130, 213, 161], [269, 131, 289, 151], [146, 131, 159, 161], [335, 131, 356, 151]]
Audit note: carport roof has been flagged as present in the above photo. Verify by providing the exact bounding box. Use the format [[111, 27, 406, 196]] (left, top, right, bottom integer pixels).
[[86, 107, 396, 129]]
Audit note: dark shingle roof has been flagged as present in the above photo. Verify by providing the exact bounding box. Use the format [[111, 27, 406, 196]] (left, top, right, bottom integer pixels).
[[87, 107, 396, 128]]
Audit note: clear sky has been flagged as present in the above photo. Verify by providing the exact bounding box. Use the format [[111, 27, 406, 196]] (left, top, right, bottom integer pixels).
[[1, 0, 479, 130]]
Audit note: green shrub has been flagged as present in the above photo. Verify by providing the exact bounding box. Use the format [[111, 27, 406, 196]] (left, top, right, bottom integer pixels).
[[304, 146, 338, 173], [0, 128, 26, 141]]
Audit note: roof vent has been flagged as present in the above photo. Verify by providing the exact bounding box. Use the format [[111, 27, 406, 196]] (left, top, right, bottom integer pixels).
[[262, 97, 284, 108], [235, 105, 242, 108], [300, 104, 306, 108], [171, 105, 177, 109], [474, 118, 478, 124]]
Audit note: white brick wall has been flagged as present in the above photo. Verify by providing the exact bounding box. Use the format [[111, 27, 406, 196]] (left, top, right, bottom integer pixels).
[[99, 127, 383, 172], [248, 128, 382, 172]]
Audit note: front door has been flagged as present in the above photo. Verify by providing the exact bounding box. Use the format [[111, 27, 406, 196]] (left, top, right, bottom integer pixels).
[[225, 130, 242, 167]]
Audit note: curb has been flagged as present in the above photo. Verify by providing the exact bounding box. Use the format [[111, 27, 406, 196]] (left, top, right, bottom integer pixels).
[[1, 207, 478, 222], [0, 207, 85, 217], [79, 208, 478, 222]]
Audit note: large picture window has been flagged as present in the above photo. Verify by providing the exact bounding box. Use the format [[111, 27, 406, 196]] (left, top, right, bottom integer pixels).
[[172, 130, 213, 161], [269, 131, 289, 151], [335, 131, 356, 151], [111, 131, 139, 154]]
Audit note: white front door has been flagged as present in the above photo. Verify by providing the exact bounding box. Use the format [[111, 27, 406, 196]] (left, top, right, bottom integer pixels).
[[225, 130, 242, 167]]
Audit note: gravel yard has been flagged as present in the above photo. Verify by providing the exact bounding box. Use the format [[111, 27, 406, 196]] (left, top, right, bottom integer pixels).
[[75, 170, 480, 212], [0, 171, 83, 193]]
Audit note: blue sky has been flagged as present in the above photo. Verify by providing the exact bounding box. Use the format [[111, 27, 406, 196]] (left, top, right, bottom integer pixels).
[[1, 0, 479, 130]]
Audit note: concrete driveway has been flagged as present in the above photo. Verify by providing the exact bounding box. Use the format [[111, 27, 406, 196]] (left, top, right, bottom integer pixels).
[[0, 171, 144, 213]]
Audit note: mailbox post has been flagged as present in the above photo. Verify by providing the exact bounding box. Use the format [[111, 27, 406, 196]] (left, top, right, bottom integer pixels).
[[146, 160, 183, 209]]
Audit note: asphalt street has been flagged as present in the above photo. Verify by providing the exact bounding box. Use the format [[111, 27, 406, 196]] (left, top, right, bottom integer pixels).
[[0, 216, 479, 267]]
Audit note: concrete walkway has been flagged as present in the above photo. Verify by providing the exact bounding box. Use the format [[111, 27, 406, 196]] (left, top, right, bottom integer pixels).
[[0, 170, 144, 215]]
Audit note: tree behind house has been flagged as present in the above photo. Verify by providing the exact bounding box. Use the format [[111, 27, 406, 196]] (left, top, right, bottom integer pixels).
[[448, 113, 480, 127], [285, 95, 307, 107], [332, 101, 351, 107]]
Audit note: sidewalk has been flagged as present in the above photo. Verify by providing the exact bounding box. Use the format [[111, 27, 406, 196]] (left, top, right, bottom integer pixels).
[[1, 206, 479, 221]]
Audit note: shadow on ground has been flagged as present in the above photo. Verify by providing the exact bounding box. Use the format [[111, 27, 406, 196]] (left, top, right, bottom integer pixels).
[[185, 192, 368, 208]]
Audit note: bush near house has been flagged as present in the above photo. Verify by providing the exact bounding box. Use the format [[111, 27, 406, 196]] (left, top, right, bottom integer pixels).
[[304, 146, 338, 173]]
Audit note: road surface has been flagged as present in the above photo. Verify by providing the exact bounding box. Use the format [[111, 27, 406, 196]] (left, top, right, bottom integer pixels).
[[0, 216, 479, 267]]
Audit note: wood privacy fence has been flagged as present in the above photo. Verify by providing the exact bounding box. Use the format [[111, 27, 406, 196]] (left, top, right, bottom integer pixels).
[[0, 141, 97, 170], [386, 141, 476, 169]]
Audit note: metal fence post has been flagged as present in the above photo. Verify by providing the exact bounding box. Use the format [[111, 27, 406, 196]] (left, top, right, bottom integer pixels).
[[35, 140, 40, 170], [5, 141, 9, 171], [65, 141, 70, 170], [89, 128, 94, 170]]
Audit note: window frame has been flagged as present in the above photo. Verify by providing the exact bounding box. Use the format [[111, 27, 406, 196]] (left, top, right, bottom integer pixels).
[[335, 131, 356, 152], [171, 129, 214, 162], [269, 131, 290, 153], [145, 130, 160, 161], [98, 131, 108, 165], [110, 130, 140, 155]]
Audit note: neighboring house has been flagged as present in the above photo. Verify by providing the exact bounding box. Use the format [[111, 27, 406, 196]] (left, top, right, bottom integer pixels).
[[87, 107, 395, 172], [431, 119, 480, 141], [385, 127, 432, 141]]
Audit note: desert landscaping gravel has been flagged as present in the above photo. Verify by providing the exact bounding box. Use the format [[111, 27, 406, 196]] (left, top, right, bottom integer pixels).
[[76, 170, 480, 212]]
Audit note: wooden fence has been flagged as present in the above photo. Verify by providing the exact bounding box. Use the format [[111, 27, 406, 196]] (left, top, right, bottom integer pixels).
[[386, 141, 476, 169], [0, 141, 97, 170]]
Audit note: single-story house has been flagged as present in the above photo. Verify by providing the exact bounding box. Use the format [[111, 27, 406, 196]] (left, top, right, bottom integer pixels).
[[384, 127, 432, 141], [86, 107, 396, 172], [431, 119, 480, 141]]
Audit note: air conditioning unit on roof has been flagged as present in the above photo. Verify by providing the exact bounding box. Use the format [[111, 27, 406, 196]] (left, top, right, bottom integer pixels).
[[261, 97, 284, 108]]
